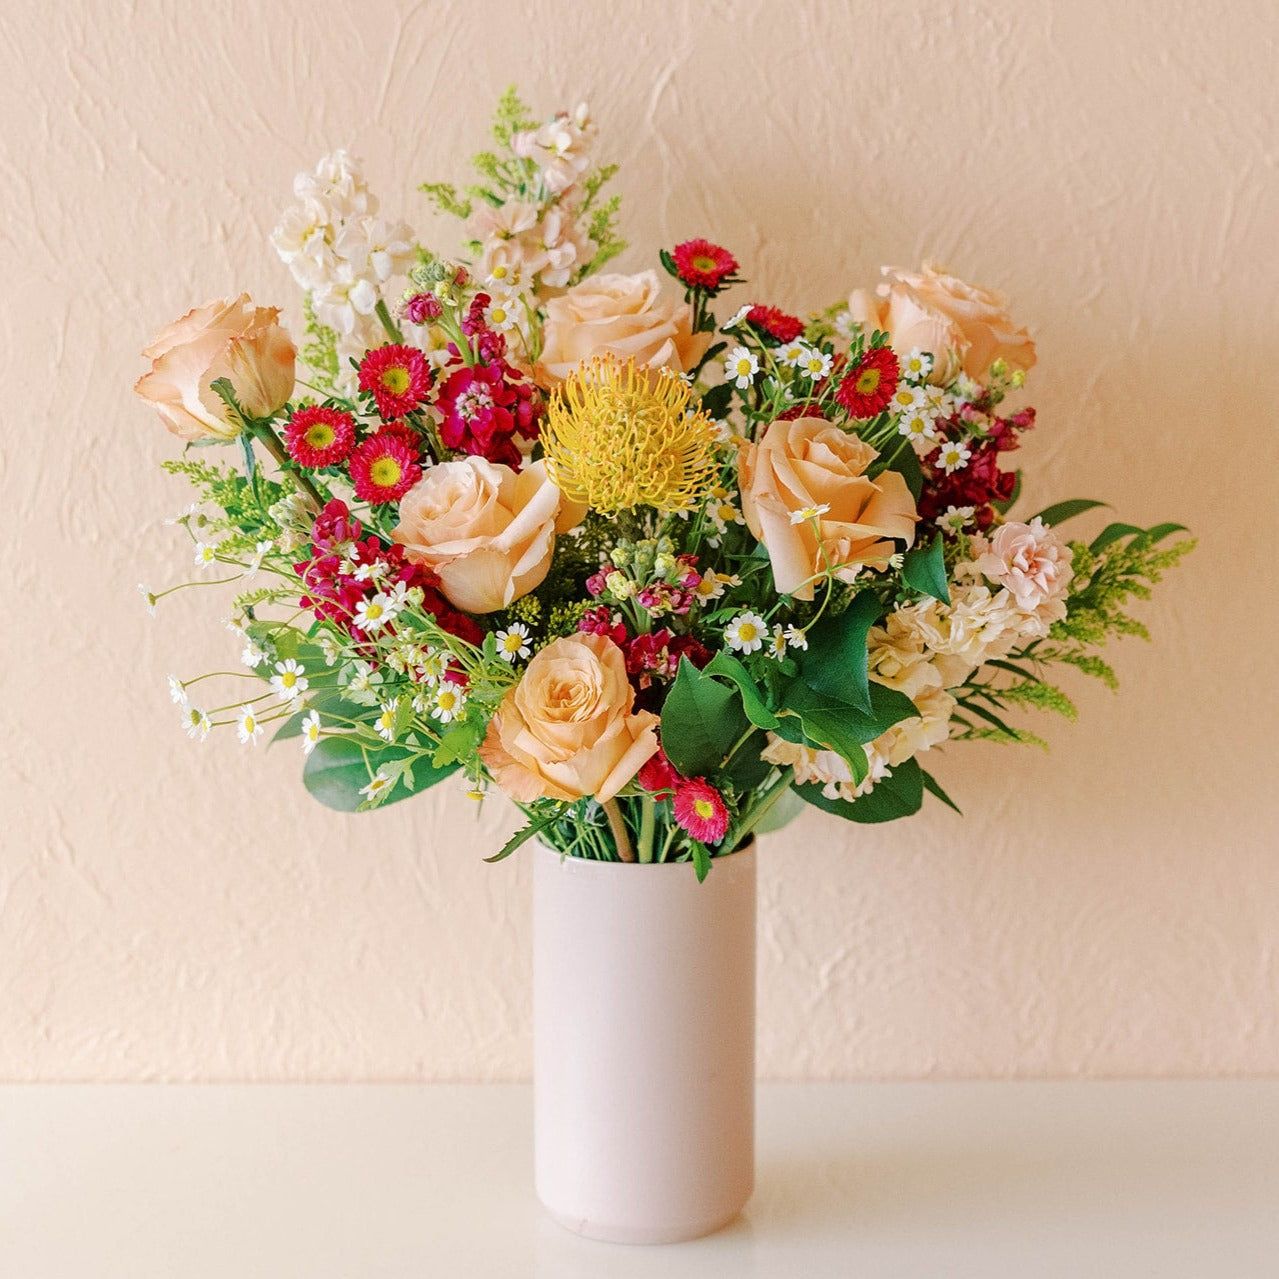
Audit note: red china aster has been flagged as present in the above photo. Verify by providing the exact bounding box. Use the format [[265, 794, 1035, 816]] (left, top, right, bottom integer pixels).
[[745, 305, 804, 344], [671, 238, 739, 292], [357, 344, 432, 420], [673, 777, 730, 845], [284, 405, 356, 468], [836, 346, 900, 419], [348, 431, 422, 504]]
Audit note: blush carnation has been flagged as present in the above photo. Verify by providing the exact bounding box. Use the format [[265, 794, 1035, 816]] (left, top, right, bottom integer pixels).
[[836, 346, 899, 418], [671, 239, 739, 292], [284, 405, 356, 468], [349, 431, 422, 504], [673, 777, 730, 845], [746, 305, 804, 344], [357, 344, 432, 420]]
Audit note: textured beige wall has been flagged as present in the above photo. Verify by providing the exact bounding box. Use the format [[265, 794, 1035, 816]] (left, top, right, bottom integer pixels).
[[2, 0, 1277, 1081]]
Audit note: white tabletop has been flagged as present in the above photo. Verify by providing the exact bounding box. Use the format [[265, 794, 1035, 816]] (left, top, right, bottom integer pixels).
[[2, 1082, 1276, 1277]]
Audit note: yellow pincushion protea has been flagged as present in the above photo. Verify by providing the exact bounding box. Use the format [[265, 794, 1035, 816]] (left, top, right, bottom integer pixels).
[[541, 355, 718, 514]]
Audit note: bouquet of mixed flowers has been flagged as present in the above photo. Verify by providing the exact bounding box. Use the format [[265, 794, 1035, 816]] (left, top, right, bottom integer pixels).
[[136, 90, 1190, 877]]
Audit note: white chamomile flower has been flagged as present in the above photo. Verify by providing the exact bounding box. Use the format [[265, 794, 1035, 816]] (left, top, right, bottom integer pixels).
[[495, 623, 533, 663], [796, 346, 833, 381], [833, 309, 856, 340], [724, 346, 759, 389], [783, 625, 809, 651], [247, 540, 273, 575], [193, 541, 219, 569], [725, 612, 769, 655], [164, 503, 199, 527], [484, 291, 520, 333], [886, 552, 905, 571], [900, 347, 934, 382], [768, 625, 789, 660], [721, 304, 752, 330], [352, 593, 397, 632], [889, 383, 927, 414], [432, 683, 468, 723], [348, 661, 376, 695], [317, 634, 341, 666], [778, 339, 809, 367], [936, 505, 977, 534], [708, 490, 745, 535], [241, 641, 267, 669], [236, 708, 264, 745], [789, 503, 830, 526], [952, 372, 982, 403], [167, 675, 187, 706], [270, 659, 308, 701], [359, 769, 393, 803], [374, 700, 399, 742], [182, 705, 212, 741], [300, 710, 322, 755], [937, 441, 972, 474], [137, 584, 158, 617], [418, 649, 447, 686], [898, 408, 939, 447], [350, 561, 380, 583], [922, 385, 954, 416]]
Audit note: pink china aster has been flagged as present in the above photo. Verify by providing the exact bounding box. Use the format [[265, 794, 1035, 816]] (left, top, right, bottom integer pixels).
[[357, 344, 432, 420], [673, 777, 730, 845], [745, 305, 804, 344], [671, 238, 739, 292], [348, 431, 422, 504], [284, 405, 356, 468]]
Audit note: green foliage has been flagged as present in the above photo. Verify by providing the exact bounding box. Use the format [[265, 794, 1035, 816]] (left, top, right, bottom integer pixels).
[[302, 736, 460, 812], [418, 181, 472, 219], [490, 84, 539, 147], [162, 456, 285, 542], [582, 193, 626, 277], [300, 295, 340, 390], [795, 757, 924, 824], [661, 659, 750, 776], [795, 591, 882, 713], [902, 535, 950, 604]]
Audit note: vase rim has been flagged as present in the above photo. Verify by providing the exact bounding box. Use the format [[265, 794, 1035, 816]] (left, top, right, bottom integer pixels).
[[532, 836, 756, 867]]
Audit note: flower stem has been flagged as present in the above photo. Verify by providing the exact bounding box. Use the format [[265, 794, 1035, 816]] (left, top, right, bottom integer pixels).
[[375, 299, 404, 344], [637, 795, 656, 864], [603, 798, 635, 862], [250, 421, 324, 512]]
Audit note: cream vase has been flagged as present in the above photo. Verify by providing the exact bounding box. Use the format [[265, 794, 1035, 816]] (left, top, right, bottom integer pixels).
[[532, 839, 757, 1244]]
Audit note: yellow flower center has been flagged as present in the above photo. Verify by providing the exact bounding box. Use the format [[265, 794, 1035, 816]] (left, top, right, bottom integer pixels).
[[439, 690, 457, 710], [281, 671, 296, 687], [490, 307, 507, 324], [380, 366, 411, 394], [738, 623, 758, 643], [734, 359, 752, 377], [369, 457, 403, 488], [694, 798, 716, 820], [304, 422, 336, 449], [502, 635, 522, 652], [365, 603, 384, 621], [856, 367, 882, 395], [692, 255, 718, 272], [243, 715, 256, 732]]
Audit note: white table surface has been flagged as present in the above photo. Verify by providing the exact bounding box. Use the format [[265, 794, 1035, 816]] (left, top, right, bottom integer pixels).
[[2, 1082, 1277, 1278]]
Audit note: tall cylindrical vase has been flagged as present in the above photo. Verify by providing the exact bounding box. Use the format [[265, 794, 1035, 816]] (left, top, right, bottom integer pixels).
[[533, 839, 756, 1244]]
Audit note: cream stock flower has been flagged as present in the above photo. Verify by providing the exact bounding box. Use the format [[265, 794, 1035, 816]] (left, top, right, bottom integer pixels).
[[847, 261, 1036, 384], [479, 633, 659, 803], [966, 518, 1074, 619], [536, 270, 710, 385], [391, 458, 583, 614], [737, 417, 918, 600], [134, 296, 296, 440]]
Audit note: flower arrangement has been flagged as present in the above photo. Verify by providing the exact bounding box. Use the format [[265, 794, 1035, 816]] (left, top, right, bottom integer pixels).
[[136, 89, 1191, 878]]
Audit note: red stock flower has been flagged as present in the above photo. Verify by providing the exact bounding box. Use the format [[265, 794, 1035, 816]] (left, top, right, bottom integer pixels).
[[357, 344, 432, 420], [284, 405, 356, 468], [835, 346, 899, 419], [671, 238, 739, 291], [637, 748, 680, 800]]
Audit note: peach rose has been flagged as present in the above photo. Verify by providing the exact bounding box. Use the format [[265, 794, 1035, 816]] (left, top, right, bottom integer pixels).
[[391, 457, 582, 614], [536, 270, 710, 385], [480, 632, 659, 803], [738, 417, 918, 600], [847, 262, 1035, 383], [134, 295, 296, 440]]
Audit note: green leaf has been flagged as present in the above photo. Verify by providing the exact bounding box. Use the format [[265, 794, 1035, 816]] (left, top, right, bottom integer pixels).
[[795, 758, 924, 824], [302, 737, 458, 813], [700, 382, 733, 420], [772, 682, 919, 784], [722, 729, 773, 791], [1032, 498, 1109, 527], [753, 785, 805, 834], [889, 444, 923, 501], [921, 768, 962, 815], [1089, 522, 1145, 552], [432, 721, 483, 768], [796, 591, 882, 714], [902, 535, 950, 604], [705, 651, 780, 729], [271, 710, 307, 743], [660, 658, 749, 776], [484, 810, 565, 864], [691, 841, 712, 883], [1136, 521, 1189, 545]]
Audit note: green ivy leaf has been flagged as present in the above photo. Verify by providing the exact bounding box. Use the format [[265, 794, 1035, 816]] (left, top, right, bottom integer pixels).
[[660, 658, 749, 776], [902, 535, 950, 605], [795, 591, 882, 714], [795, 757, 924, 824]]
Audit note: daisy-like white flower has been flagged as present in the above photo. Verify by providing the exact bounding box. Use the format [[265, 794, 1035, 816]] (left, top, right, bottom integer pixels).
[[922, 385, 955, 416], [236, 708, 264, 745], [317, 634, 342, 666], [778, 339, 809, 367], [936, 504, 977, 533], [300, 710, 322, 756], [898, 409, 939, 447], [725, 611, 769, 655], [889, 383, 927, 414], [167, 675, 187, 706], [137, 584, 158, 616], [484, 291, 520, 333], [724, 346, 759, 389], [721, 304, 752, 331], [347, 661, 376, 695], [349, 561, 381, 584], [374, 699, 399, 742], [270, 659, 309, 701], [193, 541, 219, 569], [788, 503, 830, 526], [708, 491, 745, 536], [833, 309, 856, 340], [952, 372, 982, 403], [768, 625, 789, 660], [432, 682, 468, 723], [937, 441, 973, 474], [796, 346, 833, 381], [164, 502, 199, 527], [182, 705, 212, 741], [693, 570, 740, 602], [359, 769, 393, 803], [900, 347, 935, 382], [241, 641, 267, 669], [246, 540, 273, 575], [783, 625, 809, 650], [495, 623, 533, 663], [352, 593, 398, 632], [418, 649, 447, 686]]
